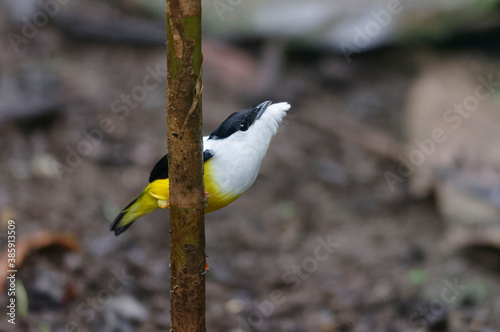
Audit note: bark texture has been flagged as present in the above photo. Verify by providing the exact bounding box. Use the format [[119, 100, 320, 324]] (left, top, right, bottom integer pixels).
[[166, 0, 205, 331]]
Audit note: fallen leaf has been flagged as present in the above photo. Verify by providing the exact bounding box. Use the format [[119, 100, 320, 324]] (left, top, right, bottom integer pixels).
[[0, 231, 81, 291]]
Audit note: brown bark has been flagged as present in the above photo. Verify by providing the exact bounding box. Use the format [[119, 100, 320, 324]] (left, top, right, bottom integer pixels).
[[166, 0, 205, 331]]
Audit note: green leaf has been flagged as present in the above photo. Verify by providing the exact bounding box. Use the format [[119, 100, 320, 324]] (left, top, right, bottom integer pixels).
[[16, 279, 28, 317], [409, 268, 427, 285], [38, 322, 51, 332], [276, 201, 296, 220]]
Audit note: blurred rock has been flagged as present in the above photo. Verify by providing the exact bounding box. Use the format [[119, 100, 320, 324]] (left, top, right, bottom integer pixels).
[[367, 278, 396, 305], [402, 244, 426, 264], [30, 261, 68, 311], [437, 170, 500, 226], [225, 298, 246, 314], [2, 0, 165, 46], [202, 0, 500, 52], [405, 56, 500, 230], [53, 12, 165, 46], [0, 62, 63, 126], [124, 246, 148, 267], [85, 234, 122, 258], [1, 0, 38, 21], [304, 309, 335, 331], [444, 225, 500, 252], [63, 252, 83, 272], [96, 309, 134, 332], [108, 0, 165, 21], [7, 158, 31, 180], [30, 153, 61, 179], [315, 157, 349, 185], [202, 40, 257, 95], [4, 0, 499, 55], [108, 294, 149, 322]]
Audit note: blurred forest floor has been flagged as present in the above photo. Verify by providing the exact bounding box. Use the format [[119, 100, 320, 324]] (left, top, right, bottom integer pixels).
[[1, 1, 500, 331]]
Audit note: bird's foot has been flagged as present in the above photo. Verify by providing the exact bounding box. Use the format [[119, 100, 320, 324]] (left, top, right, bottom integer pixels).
[[202, 262, 210, 275], [158, 200, 170, 209], [203, 191, 209, 207], [148, 191, 170, 209], [202, 256, 210, 275]]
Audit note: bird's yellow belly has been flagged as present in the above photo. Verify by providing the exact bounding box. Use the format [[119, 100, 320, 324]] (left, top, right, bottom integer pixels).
[[147, 159, 241, 213], [203, 158, 242, 213]]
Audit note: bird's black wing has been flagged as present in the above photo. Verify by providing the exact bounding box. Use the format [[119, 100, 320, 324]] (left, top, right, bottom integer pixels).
[[149, 153, 169, 183], [203, 149, 214, 163], [148, 149, 215, 183]]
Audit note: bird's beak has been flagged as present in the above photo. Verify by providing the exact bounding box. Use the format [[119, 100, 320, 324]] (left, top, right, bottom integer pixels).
[[255, 100, 272, 119]]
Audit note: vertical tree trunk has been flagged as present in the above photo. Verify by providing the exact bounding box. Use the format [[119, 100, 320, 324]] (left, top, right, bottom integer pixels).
[[166, 0, 205, 331]]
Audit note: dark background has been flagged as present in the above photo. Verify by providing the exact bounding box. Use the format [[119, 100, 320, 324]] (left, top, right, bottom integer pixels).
[[1, 0, 500, 331]]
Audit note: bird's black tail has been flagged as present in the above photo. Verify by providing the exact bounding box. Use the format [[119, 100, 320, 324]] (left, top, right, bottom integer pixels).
[[110, 197, 139, 236], [110, 182, 166, 236]]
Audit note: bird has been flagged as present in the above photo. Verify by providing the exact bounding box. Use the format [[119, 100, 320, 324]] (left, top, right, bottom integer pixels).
[[110, 101, 291, 236]]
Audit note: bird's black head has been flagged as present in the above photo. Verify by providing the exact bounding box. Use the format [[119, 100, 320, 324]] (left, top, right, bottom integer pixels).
[[208, 101, 272, 140]]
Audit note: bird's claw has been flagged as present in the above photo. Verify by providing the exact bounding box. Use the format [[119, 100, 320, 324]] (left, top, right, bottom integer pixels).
[[202, 261, 210, 275], [158, 200, 169, 209], [203, 191, 209, 208], [148, 191, 170, 209]]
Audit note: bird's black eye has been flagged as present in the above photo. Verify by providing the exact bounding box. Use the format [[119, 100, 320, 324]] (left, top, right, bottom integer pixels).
[[239, 122, 249, 131], [208, 108, 257, 140]]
